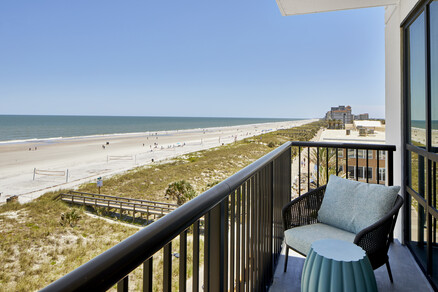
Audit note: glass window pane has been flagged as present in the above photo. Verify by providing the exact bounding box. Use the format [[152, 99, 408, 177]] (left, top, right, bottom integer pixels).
[[357, 167, 364, 179], [409, 151, 426, 197], [431, 1, 438, 147], [378, 150, 386, 160], [379, 168, 386, 184], [434, 161, 437, 209], [408, 12, 426, 147], [432, 161, 438, 288], [367, 167, 373, 180], [348, 166, 355, 178], [410, 197, 427, 268]]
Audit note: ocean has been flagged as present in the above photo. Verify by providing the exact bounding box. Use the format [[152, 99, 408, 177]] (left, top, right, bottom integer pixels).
[[411, 120, 438, 130], [0, 115, 300, 143]]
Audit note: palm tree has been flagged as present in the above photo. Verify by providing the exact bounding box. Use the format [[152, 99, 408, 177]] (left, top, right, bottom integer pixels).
[[309, 147, 346, 186], [165, 180, 196, 206]]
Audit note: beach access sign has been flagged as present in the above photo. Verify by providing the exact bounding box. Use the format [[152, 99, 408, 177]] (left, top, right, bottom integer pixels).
[[97, 177, 103, 187]]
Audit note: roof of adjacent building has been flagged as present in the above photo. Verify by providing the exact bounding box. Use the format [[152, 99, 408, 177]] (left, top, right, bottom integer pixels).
[[320, 129, 385, 144], [353, 120, 382, 128]]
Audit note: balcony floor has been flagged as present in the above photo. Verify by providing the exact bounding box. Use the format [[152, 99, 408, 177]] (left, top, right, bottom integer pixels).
[[269, 240, 433, 292]]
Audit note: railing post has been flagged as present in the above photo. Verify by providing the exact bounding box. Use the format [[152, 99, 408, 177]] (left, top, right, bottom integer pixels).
[[117, 276, 128, 292], [163, 242, 172, 292], [206, 200, 226, 292], [193, 221, 200, 292], [388, 149, 395, 243], [388, 150, 394, 186], [143, 257, 153, 291], [179, 230, 187, 292]]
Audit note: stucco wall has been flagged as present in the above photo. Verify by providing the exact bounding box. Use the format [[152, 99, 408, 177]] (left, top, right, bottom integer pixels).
[[385, 2, 403, 241]]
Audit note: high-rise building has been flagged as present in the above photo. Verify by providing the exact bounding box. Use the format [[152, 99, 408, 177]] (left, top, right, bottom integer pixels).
[[325, 105, 353, 126]]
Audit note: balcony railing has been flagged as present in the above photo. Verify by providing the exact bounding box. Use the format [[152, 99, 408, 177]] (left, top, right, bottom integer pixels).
[[42, 142, 292, 292], [42, 141, 396, 291], [291, 141, 395, 197]]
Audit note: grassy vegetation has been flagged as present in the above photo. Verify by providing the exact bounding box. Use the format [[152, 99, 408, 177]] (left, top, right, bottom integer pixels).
[[0, 193, 138, 291], [0, 120, 324, 291]]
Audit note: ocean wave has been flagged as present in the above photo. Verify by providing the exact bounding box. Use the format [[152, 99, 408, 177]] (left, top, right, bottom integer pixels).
[[0, 118, 309, 145]]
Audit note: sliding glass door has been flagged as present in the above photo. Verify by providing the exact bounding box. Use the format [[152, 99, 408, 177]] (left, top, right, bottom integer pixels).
[[403, 0, 438, 288]]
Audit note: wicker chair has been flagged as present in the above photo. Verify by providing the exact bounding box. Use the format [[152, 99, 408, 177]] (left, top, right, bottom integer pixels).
[[282, 185, 404, 282]]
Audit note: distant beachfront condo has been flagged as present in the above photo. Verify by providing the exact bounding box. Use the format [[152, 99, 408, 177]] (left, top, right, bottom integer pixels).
[[325, 105, 370, 128]]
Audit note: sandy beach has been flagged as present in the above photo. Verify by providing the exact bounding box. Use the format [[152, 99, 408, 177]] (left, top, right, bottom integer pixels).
[[411, 127, 438, 146], [0, 119, 316, 203]]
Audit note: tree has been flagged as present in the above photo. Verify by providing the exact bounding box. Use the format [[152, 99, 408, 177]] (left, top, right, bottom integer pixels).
[[165, 180, 196, 206], [309, 147, 346, 186]]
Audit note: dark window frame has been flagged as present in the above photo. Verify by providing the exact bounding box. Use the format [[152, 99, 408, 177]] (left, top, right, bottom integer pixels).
[[402, 0, 438, 289]]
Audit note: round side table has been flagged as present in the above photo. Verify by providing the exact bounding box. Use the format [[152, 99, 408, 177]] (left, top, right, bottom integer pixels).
[[301, 239, 377, 292]]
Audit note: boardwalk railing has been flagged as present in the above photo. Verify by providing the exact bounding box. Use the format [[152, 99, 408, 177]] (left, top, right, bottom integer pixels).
[[43, 141, 292, 292], [291, 141, 396, 197], [60, 191, 178, 222]]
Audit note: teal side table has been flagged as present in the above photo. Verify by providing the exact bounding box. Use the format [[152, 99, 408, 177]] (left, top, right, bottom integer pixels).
[[301, 239, 377, 292]]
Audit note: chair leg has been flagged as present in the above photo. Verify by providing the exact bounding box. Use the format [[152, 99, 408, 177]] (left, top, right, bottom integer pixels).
[[284, 247, 289, 272], [386, 260, 394, 283]]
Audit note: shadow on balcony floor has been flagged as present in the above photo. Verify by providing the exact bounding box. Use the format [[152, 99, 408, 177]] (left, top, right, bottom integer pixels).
[[269, 240, 433, 292]]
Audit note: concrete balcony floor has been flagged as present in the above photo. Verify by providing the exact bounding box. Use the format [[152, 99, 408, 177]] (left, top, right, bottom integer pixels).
[[269, 240, 433, 292]]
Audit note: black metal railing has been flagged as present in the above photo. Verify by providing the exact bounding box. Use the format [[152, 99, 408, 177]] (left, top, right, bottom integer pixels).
[[42, 142, 292, 292], [42, 140, 397, 291], [291, 141, 396, 197]]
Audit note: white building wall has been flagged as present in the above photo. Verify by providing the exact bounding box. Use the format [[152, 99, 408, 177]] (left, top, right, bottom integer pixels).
[[384, 0, 420, 242], [400, 0, 422, 20], [384, 3, 403, 241]]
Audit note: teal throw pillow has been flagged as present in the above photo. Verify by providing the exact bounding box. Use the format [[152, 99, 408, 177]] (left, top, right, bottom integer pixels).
[[317, 175, 400, 234]]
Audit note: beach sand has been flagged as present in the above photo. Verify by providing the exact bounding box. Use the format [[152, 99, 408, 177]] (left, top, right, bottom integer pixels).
[[0, 119, 316, 203], [410, 127, 438, 146]]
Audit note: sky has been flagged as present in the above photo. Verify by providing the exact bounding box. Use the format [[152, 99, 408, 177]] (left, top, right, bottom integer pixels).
[[0, 1, 386, 119]]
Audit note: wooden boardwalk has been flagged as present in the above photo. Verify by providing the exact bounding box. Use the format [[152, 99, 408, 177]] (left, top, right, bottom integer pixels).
[[60, 191, 179, 223]]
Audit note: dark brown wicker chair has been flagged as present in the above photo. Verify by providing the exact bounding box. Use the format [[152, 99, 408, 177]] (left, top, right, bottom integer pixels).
[[282, 185, 404, 282]]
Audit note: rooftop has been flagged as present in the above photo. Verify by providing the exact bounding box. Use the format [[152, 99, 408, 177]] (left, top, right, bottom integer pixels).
[[319, 128, 386, 144], [353, 120, 383, 128]]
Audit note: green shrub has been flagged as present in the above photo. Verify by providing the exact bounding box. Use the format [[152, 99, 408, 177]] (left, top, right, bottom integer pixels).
[[165, 180, 196, 206], [60, 209, 81, 227]]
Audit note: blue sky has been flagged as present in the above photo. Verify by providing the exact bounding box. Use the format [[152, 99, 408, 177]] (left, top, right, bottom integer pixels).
[[0, 1, 385, 119]]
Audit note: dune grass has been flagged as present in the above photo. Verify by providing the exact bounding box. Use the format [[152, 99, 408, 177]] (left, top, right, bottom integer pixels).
[[0, 120, 325, 291], [0, 193, 138, 291]]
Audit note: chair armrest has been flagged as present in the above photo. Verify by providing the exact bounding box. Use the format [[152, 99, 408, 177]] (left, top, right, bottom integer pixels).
[[354, 196, 404, 263], [282, 185, 326, 230]]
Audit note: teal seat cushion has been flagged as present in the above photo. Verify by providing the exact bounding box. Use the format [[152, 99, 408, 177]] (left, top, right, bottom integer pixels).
[[284, 223, 356, 256], [317, 175, 400, 234]]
